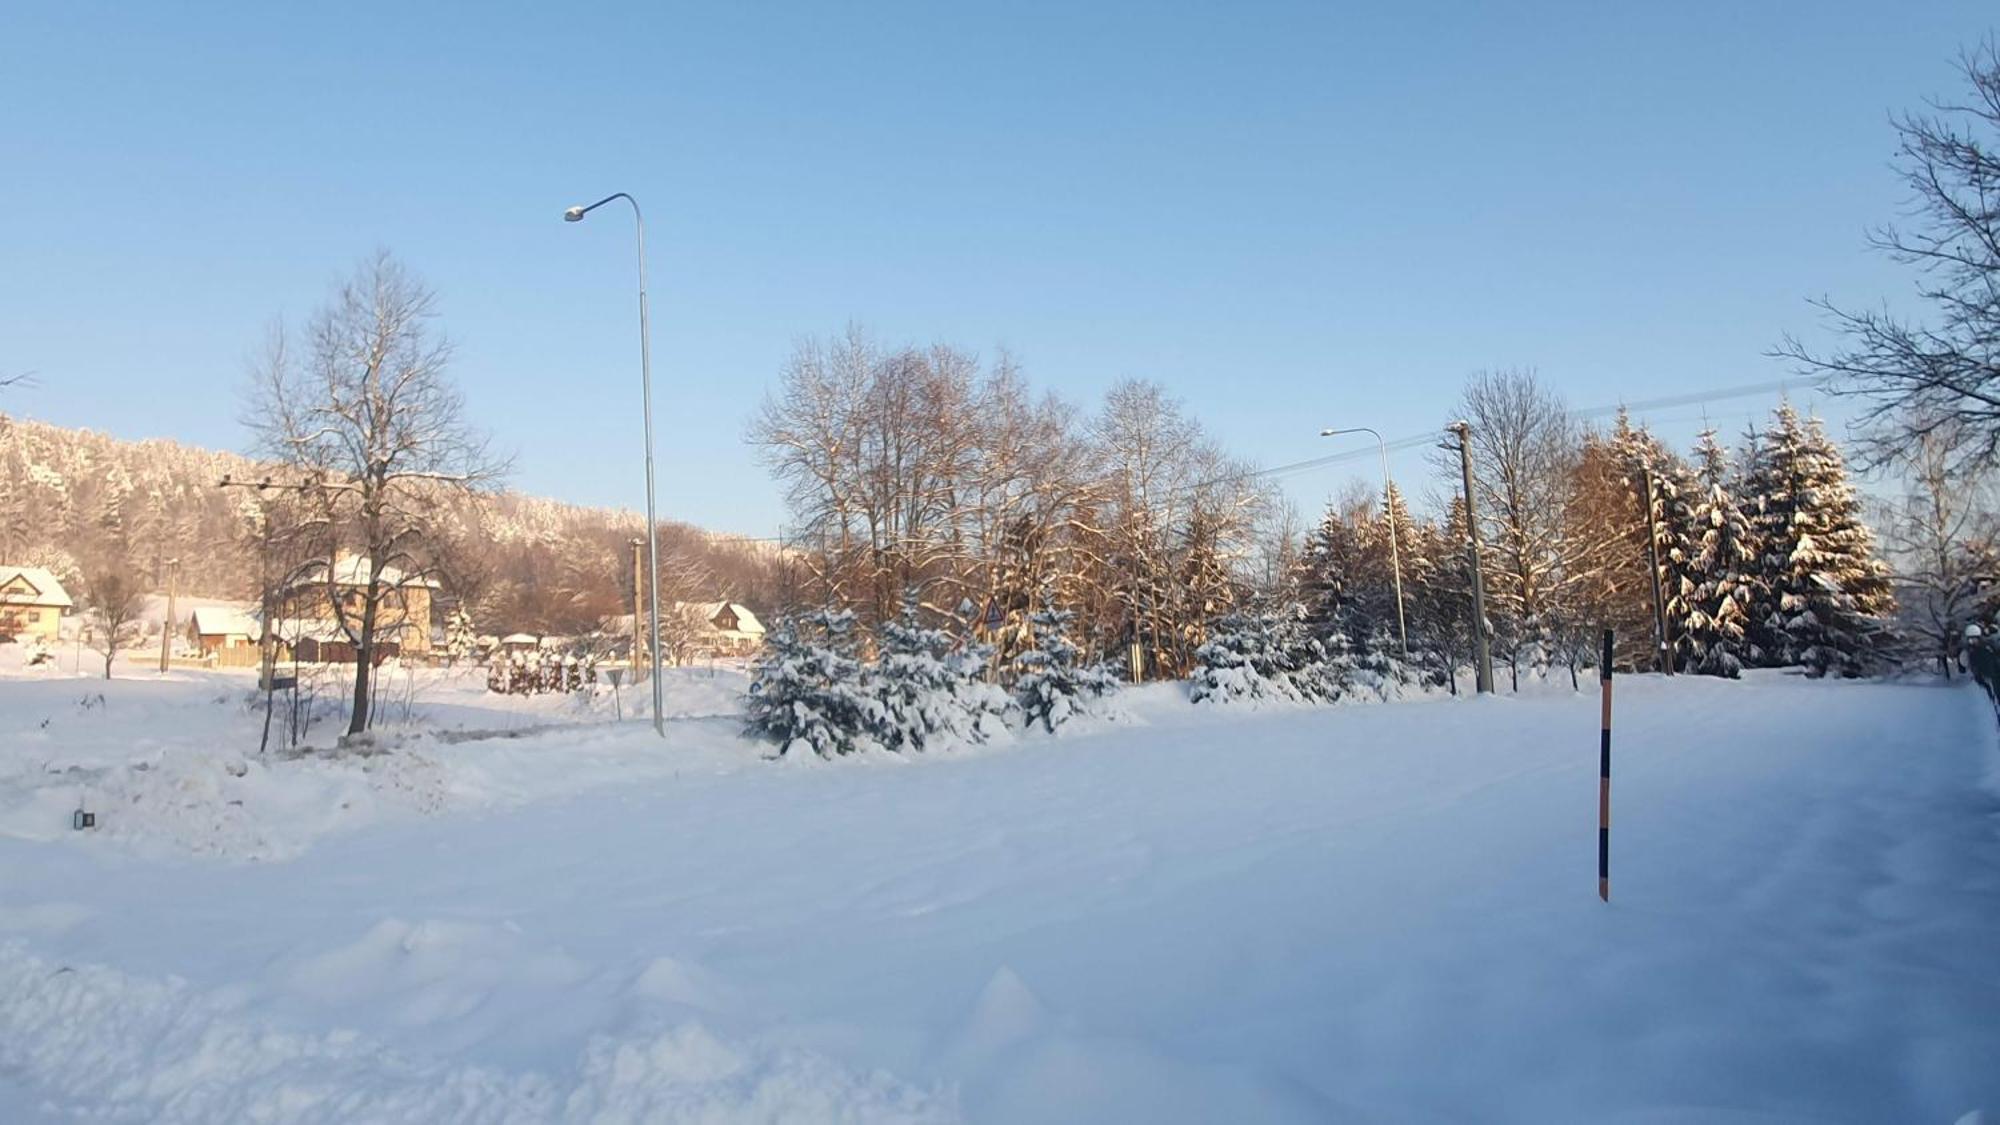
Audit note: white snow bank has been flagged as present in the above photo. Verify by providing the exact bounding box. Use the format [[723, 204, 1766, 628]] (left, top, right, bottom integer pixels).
[[0, 942, 954, 1124], [0, 663, 762, 860]]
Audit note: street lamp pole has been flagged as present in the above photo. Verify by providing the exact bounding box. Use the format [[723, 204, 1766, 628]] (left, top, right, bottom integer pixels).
[[1319, 426, 1407, 658], [566, 192, 666, 738]]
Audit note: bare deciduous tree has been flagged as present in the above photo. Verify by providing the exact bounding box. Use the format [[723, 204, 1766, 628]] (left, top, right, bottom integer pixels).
[[245, 252, 507, 737], [80, 566, 146, 678], [1881, 418, 2000, 675], [1777, 42, 2000, 472], [1440, 370, 1591, 686]]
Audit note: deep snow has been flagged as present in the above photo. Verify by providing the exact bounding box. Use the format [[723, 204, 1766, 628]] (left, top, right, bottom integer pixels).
[[1, 657, 1996, 1122]]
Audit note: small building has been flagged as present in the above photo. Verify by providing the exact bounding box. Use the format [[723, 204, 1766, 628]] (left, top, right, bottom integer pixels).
[[273, 553, 438, 662], [187, 606, 263, 666], [0, 566, 73, 643], [600, 602, 766, 663], [696, 602, 766, 656], [497, 633, 542, 656]]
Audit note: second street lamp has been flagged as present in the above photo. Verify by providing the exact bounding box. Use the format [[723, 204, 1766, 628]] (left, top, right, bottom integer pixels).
[[1318, 425, 1408, 658], [565, 192, 666, 738]]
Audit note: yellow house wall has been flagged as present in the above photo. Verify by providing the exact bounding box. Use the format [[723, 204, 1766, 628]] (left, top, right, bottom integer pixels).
[[0, 605, 59, 642]]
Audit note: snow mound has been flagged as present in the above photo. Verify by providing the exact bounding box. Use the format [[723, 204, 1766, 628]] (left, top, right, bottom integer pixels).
[[0, 942, 956, 1124], [0, 743, 449, 861]]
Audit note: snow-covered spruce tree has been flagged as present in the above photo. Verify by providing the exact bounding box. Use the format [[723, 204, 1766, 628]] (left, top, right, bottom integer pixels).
[[1608, 411, 1701, 671], [1296, 500, 1368, 638], [745, 607, 888, 757], [875, 590, 1012, 751], [1683, 429, 1762, 677], [1015, 593, 1118, 733], [1191, 604, 1347, 704], [443, 606, 477, 666], [1190, 610, 1285, 704], [1741, 404, 1897, 676]]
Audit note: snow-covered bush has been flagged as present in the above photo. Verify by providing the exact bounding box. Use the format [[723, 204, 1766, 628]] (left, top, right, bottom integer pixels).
[[745, 608, 887, 757], [875, 591, 1013, 751], [1191, 606, 1346, 705], [1014, 595, 1118, 733]]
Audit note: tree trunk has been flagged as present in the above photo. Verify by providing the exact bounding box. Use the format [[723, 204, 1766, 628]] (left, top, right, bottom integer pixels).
[[103, 650, 114, 679], [348, 588, 380, 736]]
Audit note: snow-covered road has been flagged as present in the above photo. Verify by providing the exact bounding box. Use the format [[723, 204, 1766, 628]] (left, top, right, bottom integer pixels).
[[2, 669, 1996, 1122]]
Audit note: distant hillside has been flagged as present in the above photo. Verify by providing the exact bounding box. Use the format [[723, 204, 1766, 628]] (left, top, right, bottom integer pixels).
[[0, 414, 785, 632]]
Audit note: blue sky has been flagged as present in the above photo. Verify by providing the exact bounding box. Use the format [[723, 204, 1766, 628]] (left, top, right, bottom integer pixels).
[[3, 2, 1991, 535]]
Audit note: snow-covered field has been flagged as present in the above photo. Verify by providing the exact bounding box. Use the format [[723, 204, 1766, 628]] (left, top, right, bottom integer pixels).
[[1, 657, 1996, 1123]]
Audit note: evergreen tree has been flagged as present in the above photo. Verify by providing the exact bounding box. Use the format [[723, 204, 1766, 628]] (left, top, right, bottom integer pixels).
[[876, 589, 1012, 751], [1409, 500, 1479, 694], [1192, 602, 1352, 705], [746, 608, 887, 756], [1368, 481, 1421, 639], [1015, 592, 1118, 733], [1173, 506, 1236, 672], [1352, 482, 1422, 685], [1740, 404, 1897, 676], [1296, 500, 1367, 636], [444, 606, 477, 666], [96, 465, 133, 564], [1683, 429, 1762, 677], [1608, 411, 1700, 670]]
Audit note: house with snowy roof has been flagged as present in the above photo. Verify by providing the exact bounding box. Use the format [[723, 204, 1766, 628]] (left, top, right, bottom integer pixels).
[[186, 605, 263, 665], [695, 602, 766, 655], [0, 565, 73, 643], [270, 553, 438, 662], [601, 601, 767, 661]]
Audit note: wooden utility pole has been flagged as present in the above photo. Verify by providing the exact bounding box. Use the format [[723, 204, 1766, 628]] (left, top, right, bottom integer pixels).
[[157, 557, 179, 673], [1640, 466, 1673, 675], [1447, 422, 1495, 694]]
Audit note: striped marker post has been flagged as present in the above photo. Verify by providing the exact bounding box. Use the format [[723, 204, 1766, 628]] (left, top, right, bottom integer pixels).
[[1598, 628, 1613, 902]]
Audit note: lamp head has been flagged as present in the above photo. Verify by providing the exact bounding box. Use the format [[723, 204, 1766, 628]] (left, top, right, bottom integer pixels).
[[563, 206, 587, 222], [1319, 428, 1338, 437]]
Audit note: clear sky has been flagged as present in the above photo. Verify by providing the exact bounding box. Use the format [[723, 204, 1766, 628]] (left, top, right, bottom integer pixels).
[[3, 2, 1992, 535]]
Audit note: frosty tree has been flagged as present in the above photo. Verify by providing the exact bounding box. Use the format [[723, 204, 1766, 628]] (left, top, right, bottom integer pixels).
[[443, 606, 477, 667], [875, 589, 1012, 751], [1880, 419, 1999, 677], [1609, 415, 1700, 672], [745, 607, 886, 757], [1014, 592, 1118, 733], [1741, 404, 1896, 676], [1190, 604, 1343, 705], [1683, 429, 1762, 677], [1777, 44, 2000, 473], [244, 252, 507, 737], [80, 565, 146, 679]]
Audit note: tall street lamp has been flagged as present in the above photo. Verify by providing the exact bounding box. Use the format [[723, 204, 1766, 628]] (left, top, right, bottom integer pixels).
[[1319, 426, 1407, 658], [565, 192, 666, 737]]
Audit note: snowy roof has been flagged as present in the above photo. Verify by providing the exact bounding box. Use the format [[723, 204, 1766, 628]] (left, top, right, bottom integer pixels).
[[667, 601, 767, 637], [499, 633, 541, 645], [285, 554, 439, 591], [190, 606, 261, 638], [0, 566, 73, 609], [717, 603, 764, 636]]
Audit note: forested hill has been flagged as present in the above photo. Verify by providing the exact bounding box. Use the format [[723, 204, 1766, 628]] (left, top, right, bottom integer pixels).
[[0, 414, 783, 632]]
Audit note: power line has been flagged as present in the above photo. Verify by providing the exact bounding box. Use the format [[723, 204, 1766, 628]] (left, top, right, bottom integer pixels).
[[1227, 373, 1837, 489]]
